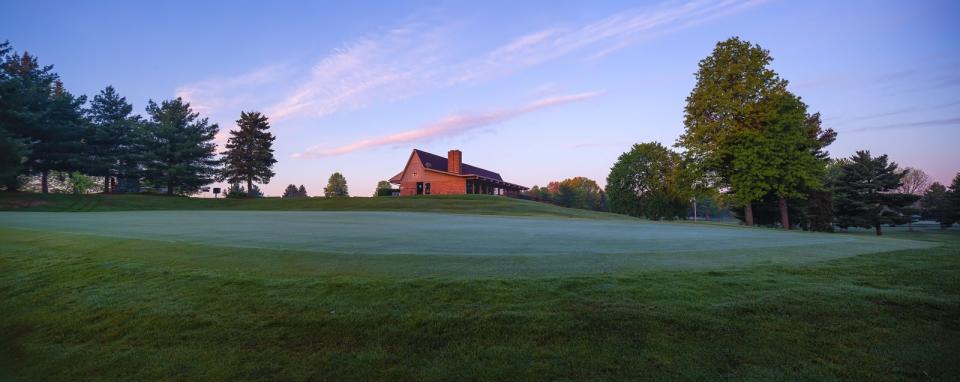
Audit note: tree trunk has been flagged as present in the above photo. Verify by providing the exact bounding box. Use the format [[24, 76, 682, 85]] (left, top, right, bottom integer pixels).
[[778, 197, 790, 230], [247, 178, 253, 197], [167, 180, 174, 195], [744, 202, 754, 226], [104, 176, 111, 194], [41, 170, 49, 194], [875, 224, 882, 236]]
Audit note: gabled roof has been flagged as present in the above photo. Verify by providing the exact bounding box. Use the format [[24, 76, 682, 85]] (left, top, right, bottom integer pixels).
[[413, 149, 503, 181]]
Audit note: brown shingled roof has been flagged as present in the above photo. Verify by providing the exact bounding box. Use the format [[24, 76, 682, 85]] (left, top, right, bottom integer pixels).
[[413, 149, 504, 181]]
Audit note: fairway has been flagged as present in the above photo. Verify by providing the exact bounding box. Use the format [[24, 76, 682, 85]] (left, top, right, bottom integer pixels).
[[0, 210, 932, 274], [2, 198, 958, 380]]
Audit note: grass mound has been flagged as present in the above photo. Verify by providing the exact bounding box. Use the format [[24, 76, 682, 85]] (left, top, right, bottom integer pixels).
[[0, 193, 619, 219]]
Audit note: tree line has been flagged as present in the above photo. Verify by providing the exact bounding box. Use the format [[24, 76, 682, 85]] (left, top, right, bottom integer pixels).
[[526, 177, 608, 211], [602, 37, 958, 235], [0, 41, 277, 196]]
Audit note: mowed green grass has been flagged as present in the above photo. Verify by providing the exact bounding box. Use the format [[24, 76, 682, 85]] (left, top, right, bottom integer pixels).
[[0, 210, 933, 276], [0, 192, 619, 219], [1, 194, 959, 380]]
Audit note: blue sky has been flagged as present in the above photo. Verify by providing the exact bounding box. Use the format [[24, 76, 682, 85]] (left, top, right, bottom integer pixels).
[[5, 0, 959, 196]]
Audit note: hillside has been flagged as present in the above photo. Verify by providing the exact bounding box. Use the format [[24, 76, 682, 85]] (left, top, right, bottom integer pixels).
[[0, 193, 624, 219]]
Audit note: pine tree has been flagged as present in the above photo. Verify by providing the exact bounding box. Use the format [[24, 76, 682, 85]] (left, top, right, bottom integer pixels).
[[948, 173, 960, 226], [298, 185, 308, 197], [86, 86, 142, 193], [0, 47, 85, 193], [324, 172, 348, 197], [833, 151, 918, 235], [33, 80, 87, 193], [921, 182, 953, 229], [282, 184, 298, 198], [140, 98, 220, 195], [0, 41, 27, 190], [221, 111, 276, 196]]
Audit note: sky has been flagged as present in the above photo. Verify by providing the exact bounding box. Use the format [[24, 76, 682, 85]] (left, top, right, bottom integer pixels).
[[4, 0, 959, 197]]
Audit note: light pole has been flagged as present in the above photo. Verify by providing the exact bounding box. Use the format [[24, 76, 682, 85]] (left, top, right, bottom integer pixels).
[[691, 197, 697, 222]]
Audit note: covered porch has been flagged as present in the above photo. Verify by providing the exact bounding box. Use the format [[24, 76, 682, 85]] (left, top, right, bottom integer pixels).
[[465, 176, 527, 196]]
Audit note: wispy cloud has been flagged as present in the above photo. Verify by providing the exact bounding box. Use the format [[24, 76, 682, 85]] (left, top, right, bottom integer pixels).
[[266, 26, 449, 121], [177, 0, 765, 124], [453, 0, 767, 84], [175, 64, 289, 117], [293, 91, 603, 158], [845, 117, 960, 133]]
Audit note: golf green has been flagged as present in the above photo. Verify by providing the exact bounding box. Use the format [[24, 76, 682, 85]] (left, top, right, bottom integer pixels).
[[0, 211, 931, 274]]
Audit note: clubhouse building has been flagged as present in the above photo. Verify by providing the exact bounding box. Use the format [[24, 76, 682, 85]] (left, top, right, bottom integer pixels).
[[389, 149, 528, 196]]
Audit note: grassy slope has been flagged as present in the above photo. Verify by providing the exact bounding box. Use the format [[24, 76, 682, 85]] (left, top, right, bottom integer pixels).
[[0, 192, 623, 219], [1, 193, 958, 380], [0, 231, 958, 380]]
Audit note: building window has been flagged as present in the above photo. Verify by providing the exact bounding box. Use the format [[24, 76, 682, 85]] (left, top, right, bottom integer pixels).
[[425, 182, 431, 195], [416, 182, 424, 195]]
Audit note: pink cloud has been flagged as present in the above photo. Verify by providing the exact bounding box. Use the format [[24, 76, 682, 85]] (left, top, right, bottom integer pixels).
[[176, 1, 766, 123], [293, 91, 603, 158]]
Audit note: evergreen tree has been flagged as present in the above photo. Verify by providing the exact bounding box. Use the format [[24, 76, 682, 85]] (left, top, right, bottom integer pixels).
[[140, 98, 220, 195], [0, 41, 28, 190], [0, 128, 27, 189], [225, 183, 246, 198], [921, 182, 953, 229], [298, 184, 308, 197], [221, 111, 276, 196], [0, 47, 85, 193], [833, 151, 917, 235], [282, 184, 298, 198], [86, 86, 142, 193], [324, 172, 348, 197], [948, 173, 960, 226], [32, 80, 87, 193]]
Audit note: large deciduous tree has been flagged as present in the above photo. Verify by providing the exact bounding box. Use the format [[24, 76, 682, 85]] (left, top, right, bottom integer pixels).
[[761, 93, 836, 229], [833, 151, 917, 235], [221, 111, 276, 196], [678, 37, 832, 229], [140, 98, 220, 195], [374, 180, 392, 196], [324, 172, 348, 197], [678, 37, 786, 226], [897, 167, 931, 195], [606, 142, 687, 220], [545, 177, 606, 211]]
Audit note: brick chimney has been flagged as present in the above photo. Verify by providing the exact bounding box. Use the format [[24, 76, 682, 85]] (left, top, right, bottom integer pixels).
[[447, 149, 462, 174]]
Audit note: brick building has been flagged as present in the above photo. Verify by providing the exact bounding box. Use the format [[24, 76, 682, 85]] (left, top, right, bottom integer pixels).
[[388, 149, 528, 196]]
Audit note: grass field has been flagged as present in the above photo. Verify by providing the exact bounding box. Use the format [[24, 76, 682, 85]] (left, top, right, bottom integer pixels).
[[1, 194, 958, 380]]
